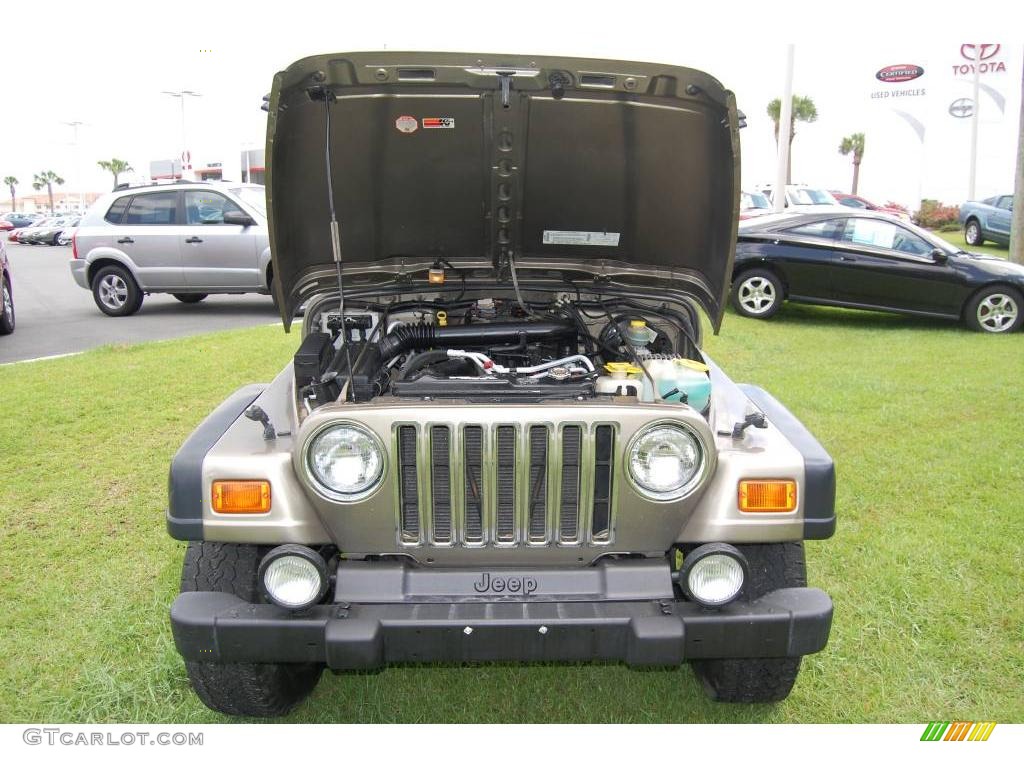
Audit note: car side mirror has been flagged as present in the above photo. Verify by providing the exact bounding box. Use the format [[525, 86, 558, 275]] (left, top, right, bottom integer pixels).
[[931, 248, 948, 264], [223, 210, 255, 227]]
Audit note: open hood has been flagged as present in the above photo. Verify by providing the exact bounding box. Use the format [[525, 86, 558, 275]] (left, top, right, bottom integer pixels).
[[266, 51, 741, 330]]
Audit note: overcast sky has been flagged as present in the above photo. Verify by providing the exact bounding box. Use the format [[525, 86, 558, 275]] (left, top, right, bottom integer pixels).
[[2, 1, 1022, 211]]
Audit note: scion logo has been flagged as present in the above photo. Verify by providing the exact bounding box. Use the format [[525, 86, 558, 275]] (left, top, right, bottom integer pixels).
[[473, 572, 538, 595], [949, 98, 974, 118], [876, 64, 924, 83]]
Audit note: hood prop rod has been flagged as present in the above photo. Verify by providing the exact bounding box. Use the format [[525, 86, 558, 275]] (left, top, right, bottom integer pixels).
[[320, 88, 357, 402]]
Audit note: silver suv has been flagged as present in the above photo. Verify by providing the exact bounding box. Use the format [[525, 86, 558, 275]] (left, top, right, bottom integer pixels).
[[70, 182, 272, 316]]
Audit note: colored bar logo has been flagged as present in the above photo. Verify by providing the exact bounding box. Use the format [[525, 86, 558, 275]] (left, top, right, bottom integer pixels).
[[920, 721, 996, 741]]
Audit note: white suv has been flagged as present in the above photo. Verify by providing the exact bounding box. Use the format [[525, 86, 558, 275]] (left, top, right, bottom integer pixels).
[[757, 184, 842, 211], [70, 182, 273, 316]]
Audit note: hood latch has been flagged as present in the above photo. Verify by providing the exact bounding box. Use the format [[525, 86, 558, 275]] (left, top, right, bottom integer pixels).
[[497, 71, 513, 109]]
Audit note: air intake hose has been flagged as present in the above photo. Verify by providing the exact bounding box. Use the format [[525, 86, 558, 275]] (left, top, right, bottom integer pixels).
[[377, 321, 576, 361]]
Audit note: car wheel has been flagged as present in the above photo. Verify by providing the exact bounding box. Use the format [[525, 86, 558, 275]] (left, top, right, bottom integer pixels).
[[0, 278, 15, 335], [91, 265, 144, 317], [731, 269, 783, 319], [964, 219, 984, 247], [691, 543, 807, 703], [964, 286, 1023, 334], [172, 293, 208, 304], [180, 542, 323, 717]]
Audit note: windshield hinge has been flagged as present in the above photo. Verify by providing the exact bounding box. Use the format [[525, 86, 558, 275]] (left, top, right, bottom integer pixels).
[[497, 71, 514, 109]]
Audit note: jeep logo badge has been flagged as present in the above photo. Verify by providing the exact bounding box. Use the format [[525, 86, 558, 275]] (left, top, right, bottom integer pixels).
[[473, 573, 538, 595]]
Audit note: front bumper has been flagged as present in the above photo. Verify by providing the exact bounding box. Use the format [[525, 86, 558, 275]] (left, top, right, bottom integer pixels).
[[171, 587, 832, 669]]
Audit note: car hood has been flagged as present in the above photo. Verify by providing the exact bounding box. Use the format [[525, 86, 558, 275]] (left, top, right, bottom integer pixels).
[[266, 51, 741, 330]]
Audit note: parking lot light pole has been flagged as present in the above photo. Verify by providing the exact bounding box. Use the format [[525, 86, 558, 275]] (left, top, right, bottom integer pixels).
[[62, 120, 85, 212], [162, 90, 202, 181], [773, 45, 795, 214], [1011, 47, 1024, 266], [968, 45, 982, 201]]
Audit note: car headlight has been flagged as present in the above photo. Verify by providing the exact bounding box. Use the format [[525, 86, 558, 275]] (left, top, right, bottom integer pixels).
[[628, 423, 705, 500], [258, 545, 328, 611], [680, 543, 748, 607], [305, 423, 385, 501]]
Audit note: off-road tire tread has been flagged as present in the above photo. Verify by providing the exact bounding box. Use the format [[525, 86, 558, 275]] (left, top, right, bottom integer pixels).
[[180, 542, 322, 717], [691, 542, 807, 703]]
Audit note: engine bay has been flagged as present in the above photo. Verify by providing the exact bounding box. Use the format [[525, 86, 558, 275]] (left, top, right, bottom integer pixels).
[[294, 295, 712, 415]]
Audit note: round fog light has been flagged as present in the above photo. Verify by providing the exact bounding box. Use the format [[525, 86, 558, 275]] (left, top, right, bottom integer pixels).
[[258, 545, 328, 611], [681, 543, 747, 607]]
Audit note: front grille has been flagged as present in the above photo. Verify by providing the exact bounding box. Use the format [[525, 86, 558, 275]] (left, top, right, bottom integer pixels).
[[397, 423, 615, 546]]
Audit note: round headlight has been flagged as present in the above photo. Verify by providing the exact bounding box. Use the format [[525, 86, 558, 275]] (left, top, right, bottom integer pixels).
[[258, 545, 328, 610], [681, 543, 747, 607], [628, 424, 704, 499], [306, 423, 384, 500]]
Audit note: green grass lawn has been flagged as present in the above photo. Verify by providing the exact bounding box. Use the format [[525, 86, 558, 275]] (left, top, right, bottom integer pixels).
[[934, 229, 1009, 258], [1, 306, 1023, 723]]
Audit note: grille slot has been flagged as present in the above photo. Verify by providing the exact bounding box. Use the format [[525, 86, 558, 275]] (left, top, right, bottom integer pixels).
[[495, 426, 517, 542], [559, 426, 582, 542], [430, 426, 452, 543], [592, 425, 614, 540], [398, 426, 419, 541], [463, 426, 484, 543], [527, 426, 549, 542]]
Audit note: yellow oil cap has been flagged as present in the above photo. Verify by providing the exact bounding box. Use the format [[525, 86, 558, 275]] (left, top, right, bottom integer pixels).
[[436, 311, 448, 327]]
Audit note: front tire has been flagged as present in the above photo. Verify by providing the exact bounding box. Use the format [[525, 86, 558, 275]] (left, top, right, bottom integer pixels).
[[691, 543, 807, 703], [964, 219, 984, 247], [731, 269, 784, 319], [180, 542, 323, 717], [0, 277, 14, 335], [173, 293, 208, 304], [964, 286, 1023, 334], [91, 265, 143, 317]]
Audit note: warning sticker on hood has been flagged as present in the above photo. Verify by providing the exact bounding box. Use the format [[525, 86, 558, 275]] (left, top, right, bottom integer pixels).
[[395, 115, 418, 133], [422, 117, 455, 129], [542, 230, 620, 246]]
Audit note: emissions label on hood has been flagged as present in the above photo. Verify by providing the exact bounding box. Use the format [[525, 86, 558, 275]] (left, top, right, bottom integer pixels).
[[542, 230, 620, 246]]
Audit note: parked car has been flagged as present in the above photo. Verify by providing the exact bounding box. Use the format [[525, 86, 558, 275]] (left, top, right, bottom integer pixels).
[[757, 184, 841, 211], [731, 211, 1024, 333], [739, 190, 772, 219], [70, 182, 272, 316], [57, 218, 80, 245], [25, 217, 75, 245], [2, 212, 42, 229], [15, 217, 60, 244], [959, 194, 1012, 247], [1, 238, 14, 335], [830, 192, 911, 221], [167, 51, 836, 717]]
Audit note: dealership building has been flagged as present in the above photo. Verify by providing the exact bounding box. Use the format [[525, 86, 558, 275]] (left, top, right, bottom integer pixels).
[[148, 147, 265, 185]]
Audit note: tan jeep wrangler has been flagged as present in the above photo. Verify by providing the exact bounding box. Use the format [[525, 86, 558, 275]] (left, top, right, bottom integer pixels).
[[168, 51, 835, 717]]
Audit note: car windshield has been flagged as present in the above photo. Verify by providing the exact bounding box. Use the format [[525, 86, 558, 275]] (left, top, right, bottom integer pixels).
[[791, 188, 835, 205], [742, 192, 771, 210], [228, 185, 266, 216]]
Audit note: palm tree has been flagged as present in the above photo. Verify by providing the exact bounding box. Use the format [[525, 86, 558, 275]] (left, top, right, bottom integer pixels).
[[32, 171, 65, 214], [766, 96, 819, 183], [3, 176, 17, 214], [838, 133, 866, 194], [97, 158, 134, 190]]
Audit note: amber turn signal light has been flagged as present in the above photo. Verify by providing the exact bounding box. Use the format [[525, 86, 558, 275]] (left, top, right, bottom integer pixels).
[[738, 480, 797, 513], [212, 480, 271, 514]]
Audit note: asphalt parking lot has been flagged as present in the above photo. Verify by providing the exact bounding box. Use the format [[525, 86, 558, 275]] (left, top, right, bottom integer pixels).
[[1, 241, 281, 364]]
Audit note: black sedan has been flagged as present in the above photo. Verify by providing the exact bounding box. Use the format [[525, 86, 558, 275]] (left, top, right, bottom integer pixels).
[[730, 211, 1024, 333]]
